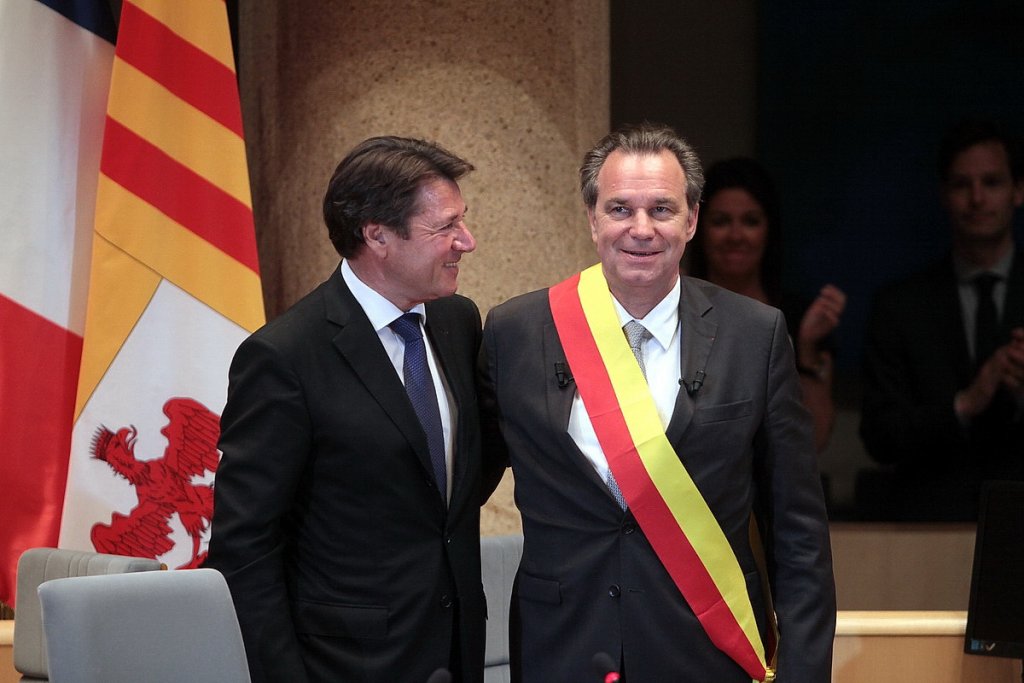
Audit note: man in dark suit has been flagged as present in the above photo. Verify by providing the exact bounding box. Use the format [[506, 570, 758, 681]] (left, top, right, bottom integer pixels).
[[861, 119, 1024, 521], [206, 136, 488, 682], [479, 123, 835, 682]]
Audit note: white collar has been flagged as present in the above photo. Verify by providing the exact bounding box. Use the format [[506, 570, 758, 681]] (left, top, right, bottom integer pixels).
[[611, 277, 680, 351], [341, 260, 427, 331], [953, 246, 1014, 284]]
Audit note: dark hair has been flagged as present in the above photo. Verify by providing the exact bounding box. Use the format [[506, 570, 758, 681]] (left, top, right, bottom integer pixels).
[[938, 118, 1023, 183], [580, 122, 704, 210], [690, 157, 783, 305], [323, 136, 474, 258]]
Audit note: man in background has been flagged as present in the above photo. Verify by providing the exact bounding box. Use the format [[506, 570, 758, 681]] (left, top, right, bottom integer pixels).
[[861, 119, 1024, 521], [479, 123, 835, 682], [207, 136, 488, 682]]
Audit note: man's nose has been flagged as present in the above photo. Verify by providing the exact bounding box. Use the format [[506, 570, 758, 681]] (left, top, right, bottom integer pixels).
[[454, 222, 476, 252], [630, 211, 655, 237], [970, 181, 985, 204]]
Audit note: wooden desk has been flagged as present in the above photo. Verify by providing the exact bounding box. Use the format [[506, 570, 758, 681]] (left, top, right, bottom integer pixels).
[[0, 620, 15, 683], [834, 611, 1021, 682]]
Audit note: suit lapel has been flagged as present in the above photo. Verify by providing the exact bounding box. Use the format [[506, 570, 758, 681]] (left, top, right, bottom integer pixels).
[[423, 307, 468, 507], [542, 279, 718, 491], [666, 277, 717, 444], [943, 252, 1024, 382], [542, 313, 609, 491], [324, 271, 441, 499], [936, 258, 974, 383], [1003, 251, 1024, 331]]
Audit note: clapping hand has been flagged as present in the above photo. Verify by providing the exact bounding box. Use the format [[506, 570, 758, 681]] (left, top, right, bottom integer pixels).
[[956, 327, 1024, 419], [797, 284, 846, 359]]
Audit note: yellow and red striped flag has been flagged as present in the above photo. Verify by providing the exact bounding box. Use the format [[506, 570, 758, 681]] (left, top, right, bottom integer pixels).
[[57, 0, 264, 570]]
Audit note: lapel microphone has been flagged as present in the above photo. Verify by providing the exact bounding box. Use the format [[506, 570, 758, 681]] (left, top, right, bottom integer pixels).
[[554, 362, 573, 388], [680, 370, 705, 396]]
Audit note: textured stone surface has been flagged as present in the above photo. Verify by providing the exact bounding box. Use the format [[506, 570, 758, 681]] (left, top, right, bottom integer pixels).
[[238, 1, 610, 534]]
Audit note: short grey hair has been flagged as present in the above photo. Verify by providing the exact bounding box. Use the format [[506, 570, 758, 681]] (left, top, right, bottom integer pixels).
[[580, 122, 704, 211]]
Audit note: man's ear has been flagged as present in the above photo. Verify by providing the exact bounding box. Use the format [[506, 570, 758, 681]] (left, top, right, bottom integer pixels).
[[685, 203, 700, 242], [363, 223, 388, 254], [587, 208, 599, 244]]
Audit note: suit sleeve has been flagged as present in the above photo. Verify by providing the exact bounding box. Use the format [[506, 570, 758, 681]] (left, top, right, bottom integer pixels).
[[757, 309, 836, 682], [859, 291, 967, 465], [205, 334, 312, 683], [477, 307, 511, 504]]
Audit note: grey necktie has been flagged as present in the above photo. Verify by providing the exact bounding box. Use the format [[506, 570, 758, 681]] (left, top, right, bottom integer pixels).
[[606, 320, 653, 509]]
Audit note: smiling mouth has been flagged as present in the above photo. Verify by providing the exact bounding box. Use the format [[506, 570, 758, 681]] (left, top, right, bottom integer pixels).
[[623, 249, 660, 257]]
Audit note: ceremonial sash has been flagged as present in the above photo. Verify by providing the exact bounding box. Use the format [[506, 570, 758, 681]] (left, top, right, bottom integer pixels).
[[549, 264, 774, 682]]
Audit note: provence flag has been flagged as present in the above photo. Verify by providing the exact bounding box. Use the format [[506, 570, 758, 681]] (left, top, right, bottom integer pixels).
[[58, 0, 265, 572]]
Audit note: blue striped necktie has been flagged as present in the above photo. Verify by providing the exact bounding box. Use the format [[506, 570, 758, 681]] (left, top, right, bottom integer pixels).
[[390, 313, 446, 501]]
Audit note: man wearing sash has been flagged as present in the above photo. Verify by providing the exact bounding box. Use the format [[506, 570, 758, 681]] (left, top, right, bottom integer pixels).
[[479, 123, 835, 681]]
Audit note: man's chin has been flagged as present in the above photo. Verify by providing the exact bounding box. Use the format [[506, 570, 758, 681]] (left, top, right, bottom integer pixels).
[[956, 222, 1011, 242], [612, 267, 677, 289], [436, 281, 460, 298]]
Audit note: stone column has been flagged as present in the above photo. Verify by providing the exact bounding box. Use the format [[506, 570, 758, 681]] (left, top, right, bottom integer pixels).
[[238, 0, 609, 534]]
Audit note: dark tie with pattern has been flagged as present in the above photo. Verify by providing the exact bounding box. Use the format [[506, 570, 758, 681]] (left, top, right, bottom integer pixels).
[[390, 313, 446, 501], [605, 321, 653, 509], [973, 273, 1000, 368]]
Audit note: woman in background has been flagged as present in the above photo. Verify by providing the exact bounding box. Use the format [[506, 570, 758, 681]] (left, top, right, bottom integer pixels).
[[689, 157, 846, 452]]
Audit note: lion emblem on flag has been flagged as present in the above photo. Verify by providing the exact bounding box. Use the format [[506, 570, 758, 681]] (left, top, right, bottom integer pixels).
[[90, 397, 221, 569]]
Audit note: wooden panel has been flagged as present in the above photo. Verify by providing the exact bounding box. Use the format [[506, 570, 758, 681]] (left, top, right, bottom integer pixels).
[[4, 611, 1022, 681], [831, 523, 976, 610], [834, 611, 1020, 682], [0, 621, 17, 683]]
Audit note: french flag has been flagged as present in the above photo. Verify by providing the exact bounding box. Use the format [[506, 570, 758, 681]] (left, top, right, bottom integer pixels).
[[0, 0, 116, 606]]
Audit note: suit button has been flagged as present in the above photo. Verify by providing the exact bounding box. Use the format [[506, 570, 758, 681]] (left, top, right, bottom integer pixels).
[[446, 537, 452, 545], [608, 585, 621, 598], [440, 594, 453, 608], [623, 522, 636, 535]]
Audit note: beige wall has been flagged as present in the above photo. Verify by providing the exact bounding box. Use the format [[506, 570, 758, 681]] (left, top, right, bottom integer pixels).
[[239, 0, 607, 318]]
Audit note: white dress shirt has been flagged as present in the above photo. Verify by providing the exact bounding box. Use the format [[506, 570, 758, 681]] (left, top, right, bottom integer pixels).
[[568, 277, 682, 482], [341, 260, 455, 500], [954, 247, 1013, 363]]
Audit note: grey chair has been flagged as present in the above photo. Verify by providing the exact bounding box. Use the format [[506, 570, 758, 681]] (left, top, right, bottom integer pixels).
[[38, 567, 250, 683], [13, 548, 162, 682], [481, 534, 523, 683]]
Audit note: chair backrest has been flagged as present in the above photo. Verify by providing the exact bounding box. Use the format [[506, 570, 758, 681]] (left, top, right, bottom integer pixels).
[[481, 534, 523, 683], [38, 567, 250, 683], [13, 548, 162, 680]]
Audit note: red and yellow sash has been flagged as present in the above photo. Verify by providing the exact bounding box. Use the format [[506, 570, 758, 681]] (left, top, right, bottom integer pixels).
[[549, 264, 774, 682]]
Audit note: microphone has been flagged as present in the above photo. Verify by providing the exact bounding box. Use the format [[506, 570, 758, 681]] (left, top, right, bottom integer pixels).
[[680, 369, 705, 396], [555, 361, 574, 388], [425, 668, 452, 683], [592, 652, 621, 682]]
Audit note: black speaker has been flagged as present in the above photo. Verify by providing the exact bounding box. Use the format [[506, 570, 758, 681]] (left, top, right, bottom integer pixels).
[[964, 480, 1024, 660]]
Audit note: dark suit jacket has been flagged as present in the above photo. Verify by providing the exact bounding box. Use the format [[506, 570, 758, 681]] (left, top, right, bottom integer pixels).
[[860, 252, 1024, 520], [206, 267, 486, 683], [479, 276, 835, 683]]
